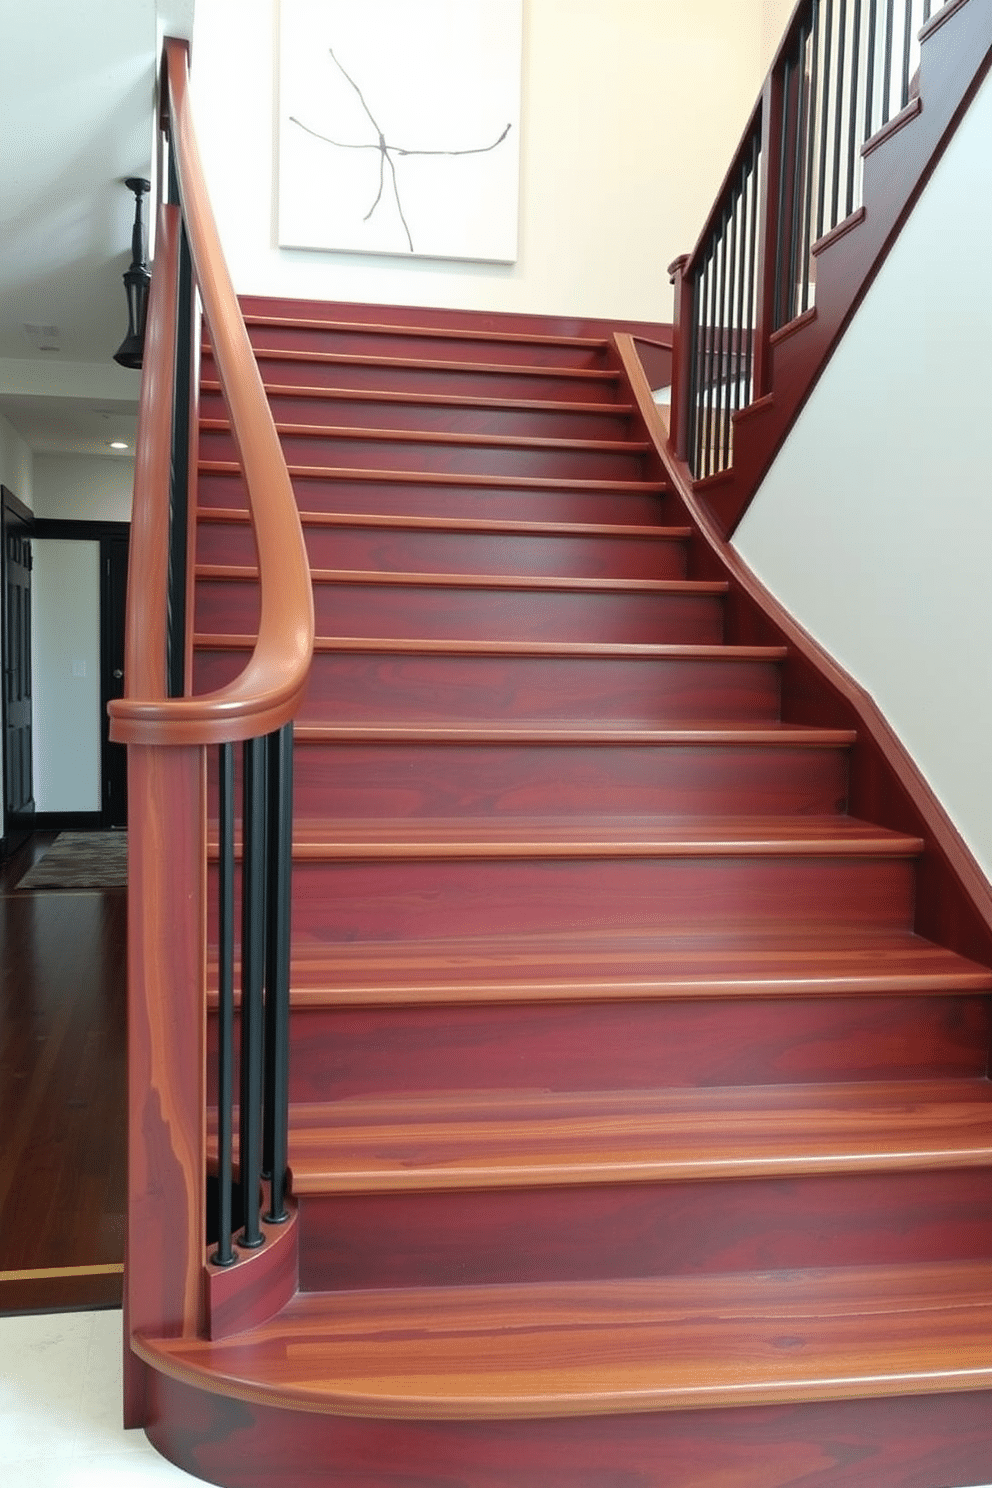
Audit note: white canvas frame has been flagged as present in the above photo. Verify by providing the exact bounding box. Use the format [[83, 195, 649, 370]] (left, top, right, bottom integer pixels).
[[278, 0, 523, 263]]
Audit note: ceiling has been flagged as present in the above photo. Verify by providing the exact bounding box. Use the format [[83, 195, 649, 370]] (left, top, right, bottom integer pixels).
[[0, 0, 194, 460]]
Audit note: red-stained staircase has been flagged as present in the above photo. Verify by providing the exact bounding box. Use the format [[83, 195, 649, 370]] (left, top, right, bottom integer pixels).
[[137, 298, 992, 1488]]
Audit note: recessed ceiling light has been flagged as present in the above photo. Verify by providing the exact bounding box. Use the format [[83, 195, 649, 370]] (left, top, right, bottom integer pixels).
[[109, 440, 129, 451]]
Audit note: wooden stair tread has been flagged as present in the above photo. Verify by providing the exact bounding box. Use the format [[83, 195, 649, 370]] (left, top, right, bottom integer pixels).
[[196, 634, 788, 661], [197, 564, 726, 596], [199, 458, 666, 495], [202, 378, 634, 419], [281, 1078, 992, 1193], [201, 416, 651, 457], [270, 814, 922, 859], [138, 1260, 992, 1418], [237, 314, 613, 352], [217, 344, 623, 383], [293, 721, 855, 745], [206, 926, 992, 1005], [201, 507, 690, 541]]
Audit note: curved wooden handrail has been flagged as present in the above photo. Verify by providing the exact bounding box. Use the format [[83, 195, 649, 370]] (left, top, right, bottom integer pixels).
[[110, 37, 314, 747]]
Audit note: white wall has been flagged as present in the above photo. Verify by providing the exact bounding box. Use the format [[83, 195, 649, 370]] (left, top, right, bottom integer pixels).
[[734, 69, 992, 876], [0, 412, 33, 510], [191, 0, 774, 322], [32, 454, 134, 521], [761, 0, 798, 69], [31, 540, 102, 813]]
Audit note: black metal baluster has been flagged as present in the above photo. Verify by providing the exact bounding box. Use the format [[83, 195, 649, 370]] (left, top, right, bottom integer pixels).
[[846, 0, 864, 215], [882, 0, 896, 124], [709, 229, 727, 476], [817, 0, 835, 240], [721, 187, 740, 471], [900, 0, 914, 109], [686, 270, 702, 477], [744, 131, 761, 404], [238, 734, 268, 1249], [774, 52, 795, 329], [831, 0, 848, 227], [211, 743, 236, 1267], [801, 1, 822, 310], [865, 0, 879, 139], [732, 157, 751, 423], [263, 723, 293, 1225], [698, 249, 717, 476], [923, 0, 932, 21], [789, 22, 810, 321]]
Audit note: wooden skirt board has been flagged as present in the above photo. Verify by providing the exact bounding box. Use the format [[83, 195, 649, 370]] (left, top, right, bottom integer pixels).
[[145, 1370, 992, 1488], [0, 836, 127, 1312]]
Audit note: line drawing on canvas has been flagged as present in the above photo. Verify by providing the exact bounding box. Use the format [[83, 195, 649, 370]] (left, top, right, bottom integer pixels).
[[290, 46, 512, 253]]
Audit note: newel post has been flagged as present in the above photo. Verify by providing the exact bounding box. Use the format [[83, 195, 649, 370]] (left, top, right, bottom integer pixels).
[[667, 254, 693, 464]]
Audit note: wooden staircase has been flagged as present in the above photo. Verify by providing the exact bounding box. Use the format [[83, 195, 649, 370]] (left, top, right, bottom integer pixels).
[[136, 299, 992, 1488]]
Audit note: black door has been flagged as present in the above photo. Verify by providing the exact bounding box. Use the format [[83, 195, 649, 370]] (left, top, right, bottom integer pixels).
[[3, 498, 34, 829], [100, 534, 129, 829]]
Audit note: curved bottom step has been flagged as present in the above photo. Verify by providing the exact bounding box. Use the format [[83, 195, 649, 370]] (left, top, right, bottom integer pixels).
[[138, 1263, 992, 1486]]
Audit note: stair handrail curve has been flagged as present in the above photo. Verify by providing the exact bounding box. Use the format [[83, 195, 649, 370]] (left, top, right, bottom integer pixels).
[[118, 37, 314, 1421], [110, 37, 314, 748], [665, 0, 987, 533]]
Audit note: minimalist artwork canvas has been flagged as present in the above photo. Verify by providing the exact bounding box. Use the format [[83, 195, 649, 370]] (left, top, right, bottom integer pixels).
[[278, 0, 523, 262]]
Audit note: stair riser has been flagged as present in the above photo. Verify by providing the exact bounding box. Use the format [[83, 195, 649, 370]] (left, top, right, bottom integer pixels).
[[195, 580, 725, 646], [196, 519, 690, 581], [207, 856, 915, 944], [210, 996, 989, 1104], [201, 386, 635, 441], [208, 350, 625, 403], [146, 1371, 992, 1488], [245, 325, 610, 369], [198, 467, 673, 525], [226, 741, 849, 820], [193, 650, 783, 725], [199, 427, 647, 482], [297, 1167, 992, 1291]]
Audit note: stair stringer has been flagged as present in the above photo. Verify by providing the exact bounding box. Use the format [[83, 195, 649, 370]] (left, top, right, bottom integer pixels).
[[617, 331, 992, 969]]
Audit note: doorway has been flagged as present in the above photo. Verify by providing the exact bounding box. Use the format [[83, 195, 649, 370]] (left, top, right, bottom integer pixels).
[[2, 486, 34, 849], [100, 533, 129, 829]]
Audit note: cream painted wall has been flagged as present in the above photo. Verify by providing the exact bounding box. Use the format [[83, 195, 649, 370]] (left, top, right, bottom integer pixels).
[[734, 69, 992, 877], [32, 454, 134, 522], [761, 0, 798, 69], [0, 412, 33, 510], [190, 0, 774, 322], [31, 539, 102, 813]]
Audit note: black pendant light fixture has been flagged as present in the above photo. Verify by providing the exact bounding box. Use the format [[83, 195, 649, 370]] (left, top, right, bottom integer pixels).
[[113, 176, 151, 369]]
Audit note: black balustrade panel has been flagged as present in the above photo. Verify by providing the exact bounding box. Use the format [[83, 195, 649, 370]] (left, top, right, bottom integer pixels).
[[687, 127, 762, 481], [211, 726, 296, 1264], [682, 0, 946, 479]]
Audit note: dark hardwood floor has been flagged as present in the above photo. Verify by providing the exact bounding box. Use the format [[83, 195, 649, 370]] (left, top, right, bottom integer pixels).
[[0, 832, 126, 1312]]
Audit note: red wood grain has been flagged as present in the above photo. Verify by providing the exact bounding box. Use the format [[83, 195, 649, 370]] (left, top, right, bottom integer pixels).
[[299, 1164, 992, 1290], [126, 744, 207, 1422], [195, 509, 691, 580], [143, 1367, 992, 1488], [195, 570, 726, 647]]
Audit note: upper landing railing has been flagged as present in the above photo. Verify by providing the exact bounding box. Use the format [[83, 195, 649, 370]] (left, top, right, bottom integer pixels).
[[669, 0, 957, 483], [111, 37, 314, 1375]]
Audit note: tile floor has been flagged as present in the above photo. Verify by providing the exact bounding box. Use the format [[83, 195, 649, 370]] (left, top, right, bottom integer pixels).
[[0, 1310, 199, 1485], [2, 1308, 992, 1487]]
